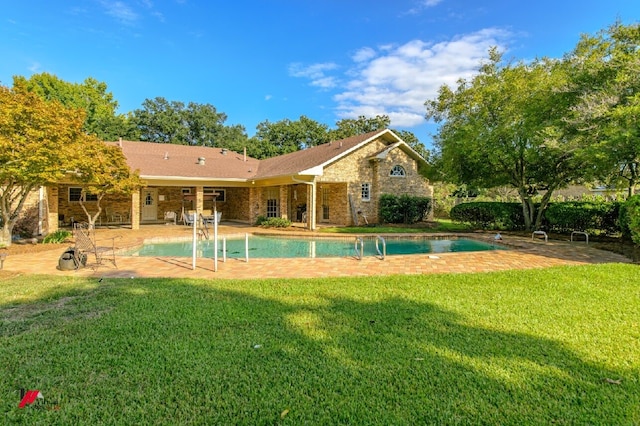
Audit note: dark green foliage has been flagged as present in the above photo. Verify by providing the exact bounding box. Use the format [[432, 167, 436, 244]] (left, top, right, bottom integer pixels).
[[42, 229, 72, 244], [255, 216, 291, 228], [620, 195, 640, 244], [379, 194, 432, 224], [545, 201, 621, 234], [450, 202, 524, 230], [12, 206, 39, 238]]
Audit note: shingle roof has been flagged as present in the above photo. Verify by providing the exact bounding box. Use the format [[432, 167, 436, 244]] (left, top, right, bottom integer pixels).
[[109, 141, 260, 180], [254, 130, 393, 178], [108, 129, 412, 182]]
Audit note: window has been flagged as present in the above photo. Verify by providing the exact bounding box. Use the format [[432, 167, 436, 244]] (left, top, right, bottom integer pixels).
[[204, 187, 226, 202], [69, 187, 97, 202], [266, 188, 279, 218], [181, 188, 192, 195], [390, 165, 406, 177], [361, 183, 370, 201], [321, 187, 330, 220]]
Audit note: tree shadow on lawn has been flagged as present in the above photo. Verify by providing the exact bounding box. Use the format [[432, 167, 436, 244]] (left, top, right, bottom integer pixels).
[[1, 277, 637, 424]]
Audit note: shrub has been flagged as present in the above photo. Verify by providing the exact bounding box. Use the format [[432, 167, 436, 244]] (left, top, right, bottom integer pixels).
[[12, 206, 39, 238], [379, 194, 432, 224], [545, 201, 621, 234], [43, 229, 72, 244], [620, 195, 640, 244], [450, 202, 524, 230], [256, 216, 291, 228]]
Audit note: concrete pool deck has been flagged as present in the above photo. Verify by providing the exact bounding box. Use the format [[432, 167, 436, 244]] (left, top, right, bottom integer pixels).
[[0, 224, 633, 280]]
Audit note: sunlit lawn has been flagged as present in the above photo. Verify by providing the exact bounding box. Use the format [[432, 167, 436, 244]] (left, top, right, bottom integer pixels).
[[1, 264, 639, 424]]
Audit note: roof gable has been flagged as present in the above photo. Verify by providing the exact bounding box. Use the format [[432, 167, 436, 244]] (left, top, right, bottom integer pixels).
[[108, 129, 427, 183]]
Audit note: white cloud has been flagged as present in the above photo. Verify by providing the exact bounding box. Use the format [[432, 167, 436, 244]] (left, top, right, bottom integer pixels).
[[288, 62, 339, 89], [265, 95, 272, 101], [352, 47, 376, 63], [333, 28, 511, 127], [404, 0, 443, 16], [28, 62, 42, 74], [100, 1, 138, 24]]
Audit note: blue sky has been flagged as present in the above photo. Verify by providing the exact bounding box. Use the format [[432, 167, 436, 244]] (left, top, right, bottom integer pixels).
[[2, 1, 639, 147]]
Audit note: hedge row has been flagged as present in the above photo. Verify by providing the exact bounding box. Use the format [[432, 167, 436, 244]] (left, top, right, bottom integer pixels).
[[449, 202, 525, 230], [450, 199, 638, 238], [379, 194, 432, 224]]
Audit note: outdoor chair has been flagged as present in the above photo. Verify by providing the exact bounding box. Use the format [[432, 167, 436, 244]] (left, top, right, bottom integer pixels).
[[182, 211, 196, 226], [164, 211, 177, 225], [73, 222, 120, 268], [105, 207, 122, 224]]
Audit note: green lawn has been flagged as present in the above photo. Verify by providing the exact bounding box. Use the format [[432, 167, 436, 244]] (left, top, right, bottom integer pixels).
[[1, 264, 639, 424]]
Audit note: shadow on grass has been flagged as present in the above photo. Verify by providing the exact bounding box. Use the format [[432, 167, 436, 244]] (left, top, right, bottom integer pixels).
[[1, 276, 637, 424]]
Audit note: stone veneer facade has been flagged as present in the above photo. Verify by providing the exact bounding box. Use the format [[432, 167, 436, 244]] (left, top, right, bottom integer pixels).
[[320, 138, 432, 225], [28, 135, 431, 234]]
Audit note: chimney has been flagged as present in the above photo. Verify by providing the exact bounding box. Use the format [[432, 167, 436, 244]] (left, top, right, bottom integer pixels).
[[164, 151, 169, 160], [118, 137, 123, 148], [221, 148, 227, 155], [197, 157, 205, 165], [243, 147, 247, 162]]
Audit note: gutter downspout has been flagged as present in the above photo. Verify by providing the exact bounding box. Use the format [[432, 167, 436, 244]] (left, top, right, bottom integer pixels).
[[292, 176, 316, 231]]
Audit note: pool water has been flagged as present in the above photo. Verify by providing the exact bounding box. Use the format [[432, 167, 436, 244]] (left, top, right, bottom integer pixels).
[[125, 235, 505, 258]]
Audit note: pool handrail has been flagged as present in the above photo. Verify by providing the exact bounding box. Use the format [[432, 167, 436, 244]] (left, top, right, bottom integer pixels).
[[354, 236, 364, 260], [375, 235, 386, 260]]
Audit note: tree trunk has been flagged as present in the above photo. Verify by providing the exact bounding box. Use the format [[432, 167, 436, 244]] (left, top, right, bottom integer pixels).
[[1, 222, 12, 247]]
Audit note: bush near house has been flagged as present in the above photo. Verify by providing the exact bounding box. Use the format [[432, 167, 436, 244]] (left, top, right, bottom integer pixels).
[[255, 216, 292, 228], [449, 202, 525, 230], [544, 201, 621, 234], [619, 195, 640, 244], [379, 194, 432, 224]]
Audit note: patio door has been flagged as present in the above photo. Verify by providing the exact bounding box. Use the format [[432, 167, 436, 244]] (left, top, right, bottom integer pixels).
[[141, 188, 158, 221]]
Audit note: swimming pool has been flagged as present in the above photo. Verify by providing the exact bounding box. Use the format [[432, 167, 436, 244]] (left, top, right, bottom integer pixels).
[[124, 235, 505, 259]]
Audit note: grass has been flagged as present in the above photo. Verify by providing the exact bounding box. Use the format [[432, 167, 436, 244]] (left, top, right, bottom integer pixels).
[[1, 265, 639, 424], [321, 219, 471, 234]]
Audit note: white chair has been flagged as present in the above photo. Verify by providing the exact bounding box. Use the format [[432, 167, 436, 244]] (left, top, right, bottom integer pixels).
[[163, 211, 177, 225]]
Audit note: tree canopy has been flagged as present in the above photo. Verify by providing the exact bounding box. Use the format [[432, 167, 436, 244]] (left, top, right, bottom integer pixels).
[[566, 21, 640, 196], [425, 48, 590, 230], [130, 97, 248, 147], [15, 73, 133, 141]]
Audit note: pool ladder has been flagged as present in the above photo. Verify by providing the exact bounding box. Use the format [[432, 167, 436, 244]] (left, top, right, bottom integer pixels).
[[354, 236, 386, 260]]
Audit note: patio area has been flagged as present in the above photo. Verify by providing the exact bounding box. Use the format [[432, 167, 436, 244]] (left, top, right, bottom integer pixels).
[[0, 223, 632, 280]]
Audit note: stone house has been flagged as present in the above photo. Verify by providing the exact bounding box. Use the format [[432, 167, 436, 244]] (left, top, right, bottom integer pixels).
[[44, 129, 432, 233]]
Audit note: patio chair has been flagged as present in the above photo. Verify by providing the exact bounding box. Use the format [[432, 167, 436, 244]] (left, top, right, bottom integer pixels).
[[105, 207, 122, 224], [164, 211, 177, 225], [202, 211, 222, 225], [182, 211, 196, 226], [73, 222, 120, 268]]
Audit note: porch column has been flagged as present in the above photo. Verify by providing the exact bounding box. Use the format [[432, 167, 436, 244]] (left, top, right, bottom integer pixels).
[[47, 186, 59, 233], [308, 181, 317, 231], [279, 186, 288, 220], [196, 186, 204, 213], [131, 191, 140, 229]]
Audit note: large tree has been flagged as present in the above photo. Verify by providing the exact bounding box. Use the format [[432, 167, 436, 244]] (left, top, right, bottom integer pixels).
[[131, 97, 248, 147], [0, 82, 82, 245], [566, 22, 640, 196], [251, 116, 330, 158], [15, 73, 134, 141], [425, 48, 590, 230], [328, 115, 391, 140]]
